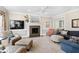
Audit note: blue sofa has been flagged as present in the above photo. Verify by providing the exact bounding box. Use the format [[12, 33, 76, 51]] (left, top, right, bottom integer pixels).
[[60, 31, 79, 53], [67, 31, 79, 37]]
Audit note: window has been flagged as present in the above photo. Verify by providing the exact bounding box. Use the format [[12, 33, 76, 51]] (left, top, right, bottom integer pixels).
[[0, 15, 3, 32]]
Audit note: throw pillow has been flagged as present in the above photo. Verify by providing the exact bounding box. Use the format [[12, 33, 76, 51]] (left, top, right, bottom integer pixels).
[[50, 35, 64, 42], [60, 30, 68, 35], [70, 36, 79, 44]]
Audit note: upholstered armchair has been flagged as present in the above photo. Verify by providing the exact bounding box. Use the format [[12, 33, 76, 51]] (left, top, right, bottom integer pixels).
[[47, 28, 54, 36]]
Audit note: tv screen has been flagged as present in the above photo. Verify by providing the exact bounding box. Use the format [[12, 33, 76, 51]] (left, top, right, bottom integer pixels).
[[10, 20, 24, 29]]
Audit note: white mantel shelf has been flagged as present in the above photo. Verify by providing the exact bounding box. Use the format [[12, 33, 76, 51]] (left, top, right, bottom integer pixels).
[[26, 23, 40, 26]]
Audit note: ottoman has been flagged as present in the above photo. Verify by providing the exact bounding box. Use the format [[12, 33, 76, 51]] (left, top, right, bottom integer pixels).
[[15, 39, 33, 51]]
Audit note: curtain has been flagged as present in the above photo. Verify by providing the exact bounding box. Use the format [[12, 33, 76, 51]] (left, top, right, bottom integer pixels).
[[0, 10, 6, 31]]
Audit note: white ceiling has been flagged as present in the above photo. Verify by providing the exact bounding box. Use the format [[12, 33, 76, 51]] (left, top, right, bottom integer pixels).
[[4, 6, 79, 16]]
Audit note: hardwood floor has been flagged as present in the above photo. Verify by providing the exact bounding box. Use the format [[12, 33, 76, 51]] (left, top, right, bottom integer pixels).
[[24, 36, 64, 53]]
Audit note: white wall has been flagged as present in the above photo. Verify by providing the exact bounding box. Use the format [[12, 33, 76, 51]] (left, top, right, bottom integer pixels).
[[9, 12, 49, 37], [9, 12, 28, 37], [9, 12, 26, 20], [52, 9, 79, 31], [64, 9, 79, 31], [9, 9, 79, 37], [9, 12, 52, 37]]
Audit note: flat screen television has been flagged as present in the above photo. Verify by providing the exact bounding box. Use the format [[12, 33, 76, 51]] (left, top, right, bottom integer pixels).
[[10, 20, 24, 29]]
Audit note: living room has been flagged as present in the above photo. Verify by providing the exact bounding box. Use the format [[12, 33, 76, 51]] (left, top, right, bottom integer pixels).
[[0, 6, 79, 53]]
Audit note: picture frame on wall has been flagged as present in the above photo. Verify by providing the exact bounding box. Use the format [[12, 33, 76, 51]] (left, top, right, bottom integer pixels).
[[72, 19, 79, 28], [10, 20, 24, 29]]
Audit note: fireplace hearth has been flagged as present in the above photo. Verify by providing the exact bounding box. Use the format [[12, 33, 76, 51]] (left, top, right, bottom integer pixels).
[[30, 26, 40, 37]]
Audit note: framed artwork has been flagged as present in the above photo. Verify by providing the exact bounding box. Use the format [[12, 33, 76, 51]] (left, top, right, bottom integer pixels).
[[10, 20, 24, 29], [72, 19, 79, 28]]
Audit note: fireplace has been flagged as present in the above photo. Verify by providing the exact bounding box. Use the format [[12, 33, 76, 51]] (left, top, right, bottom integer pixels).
[[30, 26, 40, 37]]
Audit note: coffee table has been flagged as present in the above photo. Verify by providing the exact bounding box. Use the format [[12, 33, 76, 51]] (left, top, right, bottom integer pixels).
[[15, 39, 33, 51]]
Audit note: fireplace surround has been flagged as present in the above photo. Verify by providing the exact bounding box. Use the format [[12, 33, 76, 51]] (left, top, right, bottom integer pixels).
[[30, 26, 40, 37]]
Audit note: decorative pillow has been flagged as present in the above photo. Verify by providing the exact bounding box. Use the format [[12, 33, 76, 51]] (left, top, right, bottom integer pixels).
[[60, 30, 68, 35], [70, 36, 79, 44], [54, 29, 60, 35], [50, 35, 64, 42]]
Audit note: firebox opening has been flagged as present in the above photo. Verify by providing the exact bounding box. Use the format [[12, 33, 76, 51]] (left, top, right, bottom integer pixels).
[[32, 28, 39, 34], [30, 26, 40, 37]]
